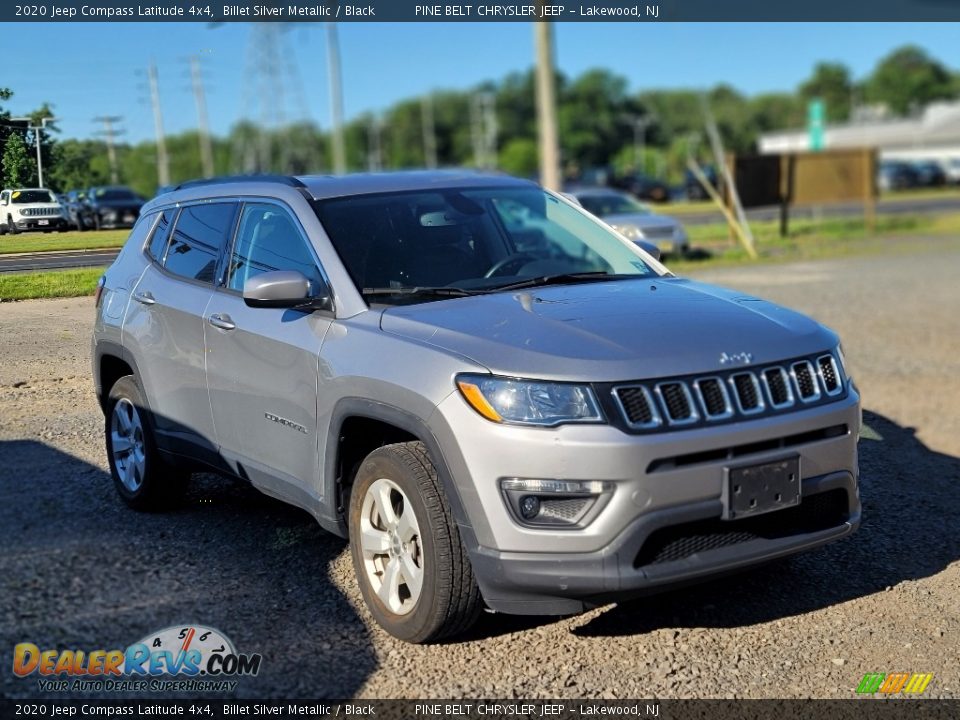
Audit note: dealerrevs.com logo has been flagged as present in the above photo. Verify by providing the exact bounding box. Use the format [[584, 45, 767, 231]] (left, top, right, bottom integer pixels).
[[13, 625, 262, 693]]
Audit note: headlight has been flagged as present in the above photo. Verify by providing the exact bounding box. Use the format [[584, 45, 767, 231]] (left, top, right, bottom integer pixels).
[[456, 374, 603, 426], [611, 223, 642, 240]]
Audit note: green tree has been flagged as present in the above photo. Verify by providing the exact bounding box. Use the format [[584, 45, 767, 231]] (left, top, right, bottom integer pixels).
[[798, 62, 853, 122], [498, 137, 538, 177], [2, 131, 33, 187], [750, 93, 805, 133], [865, 45, 955, 115]]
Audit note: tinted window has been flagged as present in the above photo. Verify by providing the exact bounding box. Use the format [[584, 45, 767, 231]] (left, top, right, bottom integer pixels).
[[146, 208, 177, 261], [163, 203, 236, 284], [226, 203, 324, 293]]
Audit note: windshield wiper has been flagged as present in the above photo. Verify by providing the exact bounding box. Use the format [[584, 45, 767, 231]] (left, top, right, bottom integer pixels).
[[487, 272, 633, 292], [361, 286, 481, 299]]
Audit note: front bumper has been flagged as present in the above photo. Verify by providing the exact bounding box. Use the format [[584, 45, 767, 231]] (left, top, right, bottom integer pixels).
[[13, 217, 68, 231], [470, 470, 859, 614], [432, 382, 862, 615]]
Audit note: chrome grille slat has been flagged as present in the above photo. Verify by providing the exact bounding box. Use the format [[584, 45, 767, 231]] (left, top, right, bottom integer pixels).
[[761, 367, 795, 409], [791, 361, 821, 402], [817, 354, 843, 396], [693, 377, 734, 420], [730, 372, 765, 415], [654, 381, 699, 425]]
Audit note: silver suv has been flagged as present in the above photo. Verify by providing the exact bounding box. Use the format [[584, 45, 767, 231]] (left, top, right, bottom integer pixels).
[[92, 172, 861, 642]]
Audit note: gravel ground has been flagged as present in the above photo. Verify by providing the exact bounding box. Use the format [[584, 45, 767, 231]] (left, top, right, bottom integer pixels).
[[1, 236, 958, 700]]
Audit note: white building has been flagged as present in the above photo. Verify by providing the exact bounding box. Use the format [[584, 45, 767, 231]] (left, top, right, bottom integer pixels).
[[758, 101, 960, 168]]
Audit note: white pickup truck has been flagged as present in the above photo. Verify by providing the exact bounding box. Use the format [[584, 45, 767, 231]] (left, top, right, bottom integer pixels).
[[0, 188, 70, 234]]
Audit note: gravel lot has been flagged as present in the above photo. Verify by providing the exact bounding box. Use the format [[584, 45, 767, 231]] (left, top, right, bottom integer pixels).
[[1, 236, 958, 700]]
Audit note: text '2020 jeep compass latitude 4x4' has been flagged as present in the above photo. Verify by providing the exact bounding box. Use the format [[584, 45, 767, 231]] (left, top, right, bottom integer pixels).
[[92, 172, 861, 642]]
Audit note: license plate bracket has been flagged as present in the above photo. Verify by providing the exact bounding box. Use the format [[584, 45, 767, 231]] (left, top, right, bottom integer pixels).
[[723, 455, 800, 520], [38, 219, 49, 226]]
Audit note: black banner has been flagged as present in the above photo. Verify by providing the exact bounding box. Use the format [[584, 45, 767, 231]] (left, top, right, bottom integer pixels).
[[6, 0, 960, 22], [1, 700, 960, 720]]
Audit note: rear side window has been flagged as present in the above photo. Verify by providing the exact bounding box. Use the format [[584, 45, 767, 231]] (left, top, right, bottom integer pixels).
[[226, 203, 325, 293], [163, 203, 236, 284], [146, 208, 176, 261]]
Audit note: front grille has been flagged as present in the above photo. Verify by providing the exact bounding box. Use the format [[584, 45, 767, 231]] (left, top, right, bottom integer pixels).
[[634, 489, 849, 567], [21, 207, 60, 217], [610, 352, 845, 432]]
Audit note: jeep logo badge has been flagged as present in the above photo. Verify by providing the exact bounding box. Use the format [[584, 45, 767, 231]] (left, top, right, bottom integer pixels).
[[719, 351, 754, 366]]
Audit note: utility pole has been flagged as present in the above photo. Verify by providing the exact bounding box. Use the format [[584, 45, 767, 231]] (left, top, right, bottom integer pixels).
[[367, 116, 383, 171], [326, 23, 346, 174], [146, 63, 170, 188], [93, 116, 124, 184], [622, 115, 655, 175], [421, 94, 437, 169], [470, 93, 497, 170], [11, 116, 58, 188], [534, 20, 560, 190], [188, 55, 215, 177]]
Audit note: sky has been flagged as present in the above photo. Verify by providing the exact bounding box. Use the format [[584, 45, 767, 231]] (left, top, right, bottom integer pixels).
[[6, 22, 959, 144]]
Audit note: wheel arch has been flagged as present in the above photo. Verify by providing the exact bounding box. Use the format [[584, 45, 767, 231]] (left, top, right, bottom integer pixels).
[[323, 398, 477, 549]]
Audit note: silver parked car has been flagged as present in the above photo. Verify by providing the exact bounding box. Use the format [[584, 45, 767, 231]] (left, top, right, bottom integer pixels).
[[570, 188, 689, 257], [92, 172, 860, 642]]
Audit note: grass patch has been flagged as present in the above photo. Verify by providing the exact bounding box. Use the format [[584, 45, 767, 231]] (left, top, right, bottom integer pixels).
[[0, 230, 128, 255], [0, 267, 105, 302], [670, 212, 960, 273]]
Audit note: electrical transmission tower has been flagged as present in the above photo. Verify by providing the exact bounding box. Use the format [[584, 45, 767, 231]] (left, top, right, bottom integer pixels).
[[233, 24, 312, 174]]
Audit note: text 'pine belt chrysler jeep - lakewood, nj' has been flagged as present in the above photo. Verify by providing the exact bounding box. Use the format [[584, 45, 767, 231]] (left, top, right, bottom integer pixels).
[[92, 172, 861, 642]]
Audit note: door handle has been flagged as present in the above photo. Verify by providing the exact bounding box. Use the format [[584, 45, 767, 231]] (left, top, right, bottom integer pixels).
[[208, 313, 236, 331], [132, 290, 156, 305]]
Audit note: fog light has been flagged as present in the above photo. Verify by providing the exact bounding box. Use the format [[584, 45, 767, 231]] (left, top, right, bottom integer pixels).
[[519, 495, 541, 520], [500, 478, 614, 529]]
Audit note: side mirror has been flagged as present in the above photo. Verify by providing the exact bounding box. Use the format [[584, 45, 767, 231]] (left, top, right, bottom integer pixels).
[[243, 270, 331, 311], [636, 240, 661, 261]]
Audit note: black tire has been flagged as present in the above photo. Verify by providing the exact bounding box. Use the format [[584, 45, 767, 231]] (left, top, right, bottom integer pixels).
[[105, 375, 188, 511], [7, 216, 18, 235], [349, 441, 482, 643]]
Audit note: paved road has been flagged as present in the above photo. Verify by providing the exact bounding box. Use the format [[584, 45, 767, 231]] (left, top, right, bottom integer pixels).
[[0, 248, 119, 273], [1, 237, 958, 699]]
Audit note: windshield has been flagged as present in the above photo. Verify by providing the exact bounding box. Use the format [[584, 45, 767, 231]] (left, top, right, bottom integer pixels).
[[576, 193, 650, 217], [95, 188, 137, 201], [314, 186, 661, 304], [11, 190, 56, 204]]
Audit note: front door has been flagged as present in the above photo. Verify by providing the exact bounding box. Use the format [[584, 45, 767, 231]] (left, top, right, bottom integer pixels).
[[204, 201, 334, 506]]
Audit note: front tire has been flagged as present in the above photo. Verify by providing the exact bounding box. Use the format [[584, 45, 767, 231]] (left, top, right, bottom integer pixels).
[[105, 375, 188, 511], [7, 216, 18, 235], [349, 441, 482, 643]]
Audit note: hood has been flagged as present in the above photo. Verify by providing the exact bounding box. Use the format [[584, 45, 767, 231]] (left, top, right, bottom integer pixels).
[[604, 213, 678, 230], [379, 278, 836, 382]]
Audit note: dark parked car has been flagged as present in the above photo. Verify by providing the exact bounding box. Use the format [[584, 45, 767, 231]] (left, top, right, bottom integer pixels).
[[684, 165, 720, 201], [80, 186, 145, 230], [611, 173, 672, 203], [912, 161, 947, 187], [62, 189, 89, 229], [877, 162, 920, 192]]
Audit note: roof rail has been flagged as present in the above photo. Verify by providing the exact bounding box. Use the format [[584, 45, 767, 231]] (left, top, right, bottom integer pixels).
[[173, 175, 306, 191]]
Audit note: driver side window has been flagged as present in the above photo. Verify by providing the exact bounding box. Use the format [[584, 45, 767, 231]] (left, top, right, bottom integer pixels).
[[226, 203, 325, 294]]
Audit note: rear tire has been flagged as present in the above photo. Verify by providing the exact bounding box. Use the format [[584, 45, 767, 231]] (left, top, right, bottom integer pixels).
[[105, 375, 188, 511], [349, 441, 482, 643], [7, 216, 18, 235]]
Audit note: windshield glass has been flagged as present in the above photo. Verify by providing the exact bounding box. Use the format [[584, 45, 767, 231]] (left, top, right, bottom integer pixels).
[[576, 193, 650, 217], [11, 190, 56, 204], [95, 188, 137, 201], [314, 186, 661, 303]]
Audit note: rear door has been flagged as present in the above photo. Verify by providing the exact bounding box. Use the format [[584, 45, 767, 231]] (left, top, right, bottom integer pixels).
[[124, 201, 238, 463], [204, 201, 333, 507]]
